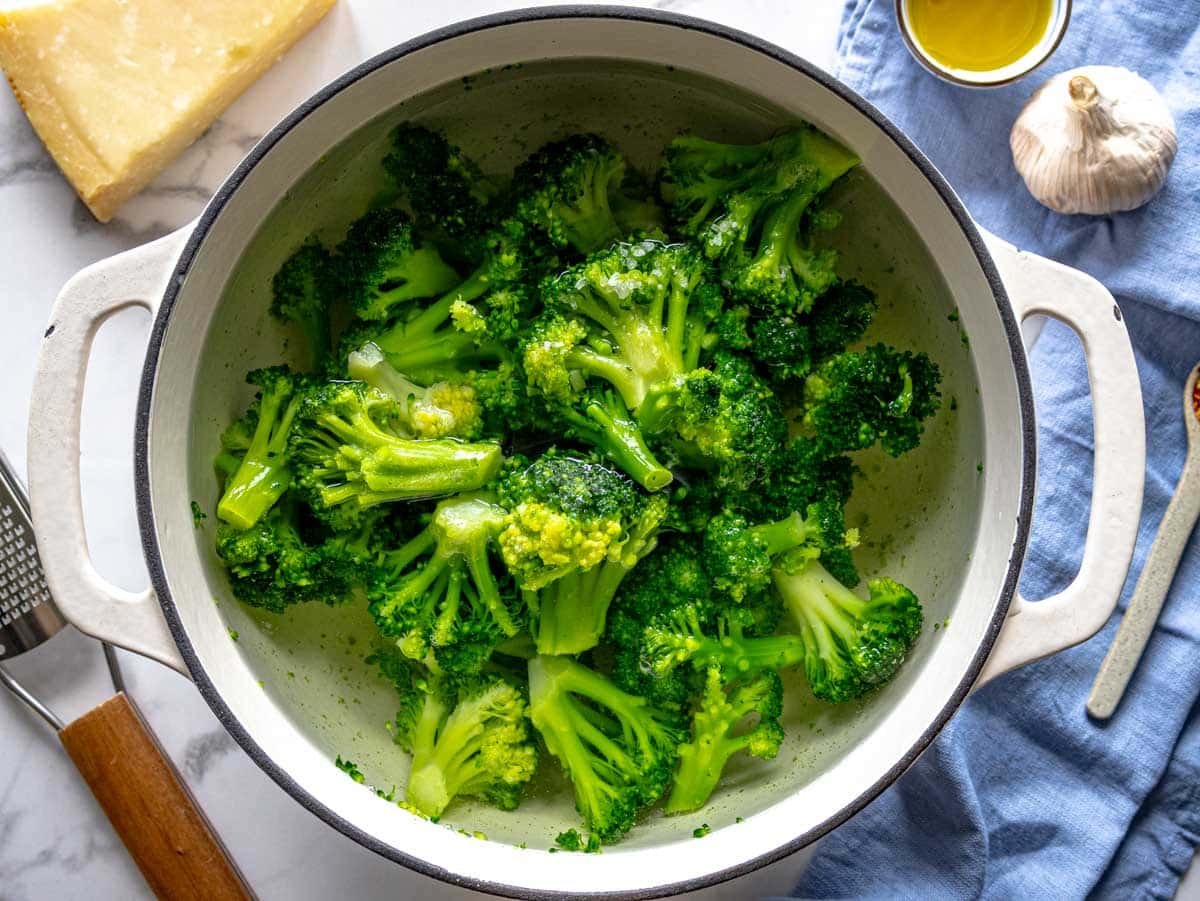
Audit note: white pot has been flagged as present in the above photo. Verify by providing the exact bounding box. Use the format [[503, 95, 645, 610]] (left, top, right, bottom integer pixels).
[[26, 8, 1145, 898]]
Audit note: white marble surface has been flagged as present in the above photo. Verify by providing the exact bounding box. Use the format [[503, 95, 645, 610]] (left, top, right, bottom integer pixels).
[[0, 2, 1194, 899]]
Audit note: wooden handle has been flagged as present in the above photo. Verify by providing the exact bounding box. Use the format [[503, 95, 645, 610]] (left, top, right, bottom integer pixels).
[[58, 693, 253, 900]]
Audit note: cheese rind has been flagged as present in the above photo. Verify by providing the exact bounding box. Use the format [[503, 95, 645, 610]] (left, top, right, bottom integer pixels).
[[0, 0, 336, 222]]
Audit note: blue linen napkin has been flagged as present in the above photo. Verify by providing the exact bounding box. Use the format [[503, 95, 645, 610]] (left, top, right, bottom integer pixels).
[[792, 2, 1200, 898]]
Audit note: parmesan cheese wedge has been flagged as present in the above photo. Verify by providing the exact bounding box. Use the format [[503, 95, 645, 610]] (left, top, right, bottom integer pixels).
[[0, 0, 336, 221]]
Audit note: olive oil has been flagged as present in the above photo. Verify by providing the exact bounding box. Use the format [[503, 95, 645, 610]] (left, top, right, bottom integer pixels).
[[907, 0, 1054, 73]]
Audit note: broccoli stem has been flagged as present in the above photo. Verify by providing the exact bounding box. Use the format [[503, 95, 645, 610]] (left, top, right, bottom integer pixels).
[[560, 396, 672, 492], [751, 511, 813, 558], [369, 290, 506, 380], [463, 540, 518, 637], [746, 185, 817, 284], [369, 246, 461, 316], [312, 438, 502, 513], [664, 696, 753, 815], [217, 389, 299, 529], [568, 292, 679, 413], [773, 560, 865, 651], [690, 633, 806, 674], [528, 656, 633, 828], [406, 691, 491, 818], [360, 440, 502, 497], [533, 562, 628, 656]]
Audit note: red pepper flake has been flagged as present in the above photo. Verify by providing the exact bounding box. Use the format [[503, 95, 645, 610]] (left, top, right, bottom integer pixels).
[[1193, 376, 1200, 420]]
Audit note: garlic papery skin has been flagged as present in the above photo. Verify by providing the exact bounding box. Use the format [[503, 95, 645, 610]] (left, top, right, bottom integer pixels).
[[1010, 65, 1177, 215]]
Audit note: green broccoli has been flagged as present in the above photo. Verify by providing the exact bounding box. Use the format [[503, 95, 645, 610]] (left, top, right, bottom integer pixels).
[[529, 240, 710, 416], [703, 497, 855, 602], [524, 240, 757, 489], [803, 344, 942, 457], [368, 492, 519, 673], [495, 452, 666, 655], [523, 331, 673, 491], [510, 134, 629, 254], [773, 556, 923, 703], [527, 655, 682, 842], [335, 219, 543, 382], [746, 281, 876, 382], [639, 603, 805, 679], [523, 493, 667, 656], [382, 123, 499, 247], [348, 342, 483, 439], [665, 666, 784, 815], [494, 451, 640, 590], [270, 239, 338, 371], [396, 673, 538, 818], [660, 126, 859, 313], [216, 367, 301, 530], [337, 207, 461, 321], [215, 498, 375, 613], [662, 352, 788, 491], [606, 539, 713, 710], [289, 381, 502, 529]]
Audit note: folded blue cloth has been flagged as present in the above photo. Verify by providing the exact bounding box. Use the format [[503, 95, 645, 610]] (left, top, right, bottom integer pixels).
[[792, 2, 1200, 898]]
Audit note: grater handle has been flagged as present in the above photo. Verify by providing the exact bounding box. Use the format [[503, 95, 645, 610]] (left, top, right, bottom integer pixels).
[[60, 692, 254, 900], [28, 227, 194, 674]]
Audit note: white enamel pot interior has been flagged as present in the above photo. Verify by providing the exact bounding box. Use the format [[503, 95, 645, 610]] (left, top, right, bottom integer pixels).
[[25, 8, 1147, 899]]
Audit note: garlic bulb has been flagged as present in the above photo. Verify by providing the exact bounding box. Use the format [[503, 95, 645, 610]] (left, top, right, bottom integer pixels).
[[1010, 66, 1177, 215]]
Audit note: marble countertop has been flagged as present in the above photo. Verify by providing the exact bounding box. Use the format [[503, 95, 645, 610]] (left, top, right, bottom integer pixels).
[[0, 2, 1194, 899]]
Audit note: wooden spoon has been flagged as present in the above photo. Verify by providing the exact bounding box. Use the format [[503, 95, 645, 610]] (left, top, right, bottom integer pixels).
[[1088, 362, 1200, 719]]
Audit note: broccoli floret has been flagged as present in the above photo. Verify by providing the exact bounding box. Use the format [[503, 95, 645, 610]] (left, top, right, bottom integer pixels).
[[748, 282, 878, 383], [664, 352, 788, 491], [808, 282, 878, 358], [803, 344, 942, 457], [665, 666, 784, 815], [527, 655, 681, 842], [270, 240, 337, 371], [215, 498, 367, 613], [537, 382, 673, 493], [290, 381, 502, 529], [368, 492, 519, 673], [531, 240, 710, 415], [523, 240, 747, 489], [761, 438, 857, 516], [511, 134, 630, 254], [521, 491, 667, 656], [348, 342, 483, 439], [495, 451, 641, 590], [773, 557, 923, 703], [607, 539, 712, 710], [335, 220, 543, 382], [436, 218, 547, 343], [703, 497, 854, 602], [396, 673, 537, 818], [217, 367, 301, 529], [338, 208, 461, 321], [383, 123, 498, 247], [660, 126, 859, 314]]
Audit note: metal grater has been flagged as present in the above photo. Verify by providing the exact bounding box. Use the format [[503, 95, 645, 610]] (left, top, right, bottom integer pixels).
[[0, 446, 66, 661], [0, 444, 123, 727]]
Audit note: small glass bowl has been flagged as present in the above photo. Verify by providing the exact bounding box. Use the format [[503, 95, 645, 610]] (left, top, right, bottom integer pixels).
[[895, 0, 1072, 87]]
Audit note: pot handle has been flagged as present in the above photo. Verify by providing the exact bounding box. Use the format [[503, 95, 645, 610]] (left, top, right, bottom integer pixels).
[[28, 227, 195, 676], [973, 231, 1145, 687]]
